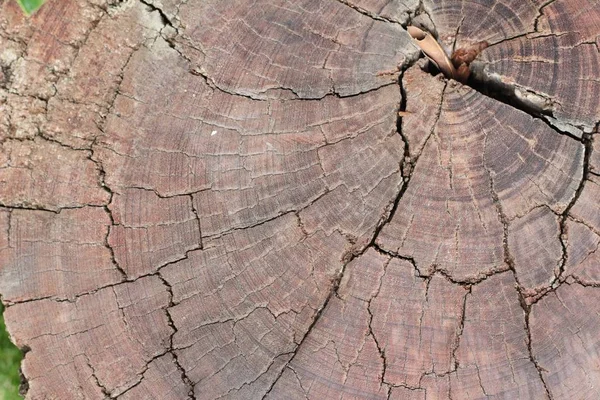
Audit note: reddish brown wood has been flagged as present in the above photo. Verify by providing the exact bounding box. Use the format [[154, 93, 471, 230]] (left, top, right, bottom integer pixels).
[[1, 0, 599, 399], [377, 78, 583, 281]]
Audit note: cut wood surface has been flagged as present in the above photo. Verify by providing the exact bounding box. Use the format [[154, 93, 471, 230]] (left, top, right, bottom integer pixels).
[[0, 0, 599, 399]]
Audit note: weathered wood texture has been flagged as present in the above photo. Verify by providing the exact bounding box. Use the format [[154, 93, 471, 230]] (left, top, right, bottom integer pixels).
[[0, 0, 599, 399]]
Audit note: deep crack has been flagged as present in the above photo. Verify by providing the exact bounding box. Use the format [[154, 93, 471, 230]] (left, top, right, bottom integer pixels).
[[157, 274, 197, 400], [263, 61, 441, 396], [481, 119, 555, 398], [468, 66, 586, 140], [531, 124, 594, 303], [523, 299, 555, 400]]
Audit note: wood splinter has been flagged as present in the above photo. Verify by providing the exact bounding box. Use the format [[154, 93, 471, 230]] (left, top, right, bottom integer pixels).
[[407, 26, 488, 83]]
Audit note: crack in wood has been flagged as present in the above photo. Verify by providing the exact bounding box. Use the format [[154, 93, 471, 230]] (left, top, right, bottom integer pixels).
[[467, 67, 586, 140], [449, 288, 470, 373], [158, 273, 198, 400], [335, 0, 402, 25], [526, 125, 595, 304], [261, 71, 417, 395], [366, 257, 392, 388], [84, 354, 112, 397], [484, 145, 555, 399]]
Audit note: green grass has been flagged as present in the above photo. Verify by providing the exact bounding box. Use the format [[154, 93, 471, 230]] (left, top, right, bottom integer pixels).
[[0, 303, 22, 400], [15, 0, 47, 15]]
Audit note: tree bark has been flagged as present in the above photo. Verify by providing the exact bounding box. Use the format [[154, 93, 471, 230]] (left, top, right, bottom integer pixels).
[[0, 0, 599, 399]]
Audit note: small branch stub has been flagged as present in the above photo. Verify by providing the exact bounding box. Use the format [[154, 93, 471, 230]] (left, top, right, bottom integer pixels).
[[407, 26, 488, 83]]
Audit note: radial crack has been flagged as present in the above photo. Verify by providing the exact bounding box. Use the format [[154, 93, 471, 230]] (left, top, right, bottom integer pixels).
[[157, 274, 197, 400]]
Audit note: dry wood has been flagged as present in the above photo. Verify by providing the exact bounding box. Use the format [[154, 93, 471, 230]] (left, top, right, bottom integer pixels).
[[407, 26, 458, 80], [0, 0, 599, 399]]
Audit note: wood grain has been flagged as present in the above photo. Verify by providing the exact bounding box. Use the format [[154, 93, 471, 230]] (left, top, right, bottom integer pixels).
[[1, 0, 599, 399]]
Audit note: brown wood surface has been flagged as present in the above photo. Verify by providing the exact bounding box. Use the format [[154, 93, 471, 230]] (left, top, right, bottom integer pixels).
[[0, 0, 599, 399]]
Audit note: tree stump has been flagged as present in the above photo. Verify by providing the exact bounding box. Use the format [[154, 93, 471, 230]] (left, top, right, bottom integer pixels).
[[1, 0, 599, 398]]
